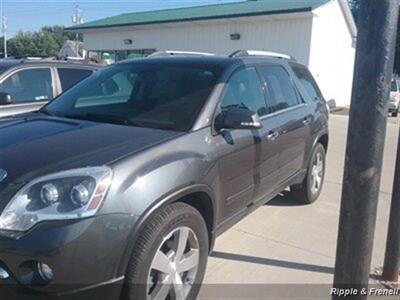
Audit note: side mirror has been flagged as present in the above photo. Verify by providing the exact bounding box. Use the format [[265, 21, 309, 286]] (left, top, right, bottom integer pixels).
[[0, 92, 12, 105], [326, 99, 336, 110], [215, 107, 262, 131]]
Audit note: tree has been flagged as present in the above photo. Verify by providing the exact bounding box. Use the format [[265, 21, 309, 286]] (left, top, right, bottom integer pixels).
[[348, 0, 361, 25], [1, 25, 81, 58]]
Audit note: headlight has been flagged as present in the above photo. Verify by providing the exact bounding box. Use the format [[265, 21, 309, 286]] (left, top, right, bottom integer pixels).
[[0, 166, 112, 232]]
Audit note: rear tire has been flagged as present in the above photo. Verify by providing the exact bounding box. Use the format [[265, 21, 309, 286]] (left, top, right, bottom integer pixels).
[[392, 109, 398, 117], [122, 202, 209, 300], [290, 143, 326, 204]]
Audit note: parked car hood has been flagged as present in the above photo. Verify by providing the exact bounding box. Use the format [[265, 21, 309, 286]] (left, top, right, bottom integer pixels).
[[0, 113, 182, 184]]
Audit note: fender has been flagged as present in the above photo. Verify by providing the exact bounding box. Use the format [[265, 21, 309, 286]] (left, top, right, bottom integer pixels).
[[308, 128, 329, 165], [294, 127, 329, 186], [312, 128, 329, 149], [116, 183, 217, 277]]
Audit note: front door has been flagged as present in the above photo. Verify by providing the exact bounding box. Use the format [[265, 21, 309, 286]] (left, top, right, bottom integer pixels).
[[216, 66, 277, 216], [0, 68, 54, 117]]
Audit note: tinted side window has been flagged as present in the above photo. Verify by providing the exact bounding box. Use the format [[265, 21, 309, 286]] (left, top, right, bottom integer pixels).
[[259, 66, 299, 112], [220, 67, 268, 116], [58, 68, 93, 91], [0, 68, 53, 103], [291, 64, 323, 101]]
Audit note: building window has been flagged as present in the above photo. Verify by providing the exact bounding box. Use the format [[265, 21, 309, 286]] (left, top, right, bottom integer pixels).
[[88, 49, 156, 64]]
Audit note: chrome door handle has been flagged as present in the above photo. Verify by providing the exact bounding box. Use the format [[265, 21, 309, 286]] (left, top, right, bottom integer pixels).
[[266, 131, 279, 140]]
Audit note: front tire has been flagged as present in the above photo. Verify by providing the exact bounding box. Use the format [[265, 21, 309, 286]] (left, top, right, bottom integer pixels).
[[392, 109, 398, 117], [123, 202, 209, 300], [290, 143, 326, 204]]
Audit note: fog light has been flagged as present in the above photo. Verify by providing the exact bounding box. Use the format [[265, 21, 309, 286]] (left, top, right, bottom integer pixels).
[[40, 183, 59, 204], [37, 262, 53, 282]]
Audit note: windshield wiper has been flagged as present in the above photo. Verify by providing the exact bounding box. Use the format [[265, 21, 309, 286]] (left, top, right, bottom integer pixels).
[[61, 113, 144, 127]]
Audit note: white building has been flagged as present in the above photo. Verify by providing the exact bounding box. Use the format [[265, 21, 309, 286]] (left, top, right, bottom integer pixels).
[[69, 0, 357, 107]]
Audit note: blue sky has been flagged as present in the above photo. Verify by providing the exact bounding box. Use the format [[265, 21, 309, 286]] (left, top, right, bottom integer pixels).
[[0, 0, 242, 37]]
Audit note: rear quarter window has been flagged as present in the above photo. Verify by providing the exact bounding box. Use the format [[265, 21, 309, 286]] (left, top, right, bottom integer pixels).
[[290, 63, 323, 101]]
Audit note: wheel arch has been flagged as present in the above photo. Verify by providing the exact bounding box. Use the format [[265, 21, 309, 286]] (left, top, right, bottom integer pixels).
[[317, 133, 329, 152], [117, 184, 217, 277]]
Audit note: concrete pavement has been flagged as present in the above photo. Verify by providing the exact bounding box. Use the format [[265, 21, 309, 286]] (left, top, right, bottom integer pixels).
[[199, 115, 399, 298]]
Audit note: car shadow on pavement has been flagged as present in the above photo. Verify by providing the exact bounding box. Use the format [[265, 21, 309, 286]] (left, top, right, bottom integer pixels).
[[266, 191, 307, 207], [210, 251, 334, 275], [210, 251, 382, 281]]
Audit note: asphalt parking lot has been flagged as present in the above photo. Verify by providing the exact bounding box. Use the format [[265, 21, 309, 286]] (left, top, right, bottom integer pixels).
[[199, 114, 399, 299]]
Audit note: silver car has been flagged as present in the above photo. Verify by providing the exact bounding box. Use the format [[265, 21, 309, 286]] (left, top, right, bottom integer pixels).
[[0, 58, 100, 118]]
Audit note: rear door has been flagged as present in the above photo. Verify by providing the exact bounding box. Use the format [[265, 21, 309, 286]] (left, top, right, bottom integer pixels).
[[0, 67, 55, 117], [258, 65, 310, 184]]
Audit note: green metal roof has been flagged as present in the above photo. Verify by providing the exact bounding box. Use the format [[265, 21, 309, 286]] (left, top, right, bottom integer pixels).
[[68, 0, 329, 31]]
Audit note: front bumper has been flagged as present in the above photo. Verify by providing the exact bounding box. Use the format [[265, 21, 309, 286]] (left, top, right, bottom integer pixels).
[[0, 213, 136, 299]]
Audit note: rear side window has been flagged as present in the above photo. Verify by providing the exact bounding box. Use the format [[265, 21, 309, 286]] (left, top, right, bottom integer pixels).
[[220, 67, 269, 116], [58, 68, 94, 91], [258, 66, 299, 112], [291, 64, 323, 101]]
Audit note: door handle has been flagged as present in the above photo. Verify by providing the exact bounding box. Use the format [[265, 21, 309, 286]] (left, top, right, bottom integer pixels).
[[303, 117, 312, 126], [266, 131, 279, 141]]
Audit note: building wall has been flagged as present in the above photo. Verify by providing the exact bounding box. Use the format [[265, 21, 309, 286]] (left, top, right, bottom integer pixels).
[[82, 15, 314, 65], [81, 4, 355, 106], [308, 0, 356, 107]]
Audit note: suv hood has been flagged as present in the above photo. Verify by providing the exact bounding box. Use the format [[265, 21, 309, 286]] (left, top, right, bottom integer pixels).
[[0, 114, 182, 184]]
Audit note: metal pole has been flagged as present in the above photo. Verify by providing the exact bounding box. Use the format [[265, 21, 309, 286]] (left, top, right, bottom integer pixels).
[[2, 16, 6, 58], [382, 129, 400, 282], [332, 1, 398, 299]]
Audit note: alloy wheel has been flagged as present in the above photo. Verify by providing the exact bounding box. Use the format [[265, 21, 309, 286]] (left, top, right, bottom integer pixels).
[[147, 226, 200, 300], [310, 152, 324, 195]]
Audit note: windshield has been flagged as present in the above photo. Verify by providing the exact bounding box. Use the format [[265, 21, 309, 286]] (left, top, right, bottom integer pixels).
[[391, 80, 398, 92], [43, 61, 222, 131]]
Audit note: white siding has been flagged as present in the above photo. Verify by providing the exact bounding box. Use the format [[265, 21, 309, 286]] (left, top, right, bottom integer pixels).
[[81, 2, 355, 106], [82, 15, 314, 65], [308, 0, 356, 107]]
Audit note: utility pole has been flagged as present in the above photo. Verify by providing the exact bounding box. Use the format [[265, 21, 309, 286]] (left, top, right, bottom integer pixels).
[[72, 4, 83, 57], [332, 1, 398, 299], [383, 128, 400, 282], [2, 15, 6, 58]]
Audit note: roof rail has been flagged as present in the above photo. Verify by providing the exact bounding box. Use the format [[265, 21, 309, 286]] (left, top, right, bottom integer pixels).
[[229, 50, 295, 60], [148, 50, 216, 57], [4, 55, 100, 65], [5, 56, 48, 61]]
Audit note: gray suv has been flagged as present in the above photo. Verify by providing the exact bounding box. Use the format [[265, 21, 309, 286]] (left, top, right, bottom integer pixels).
[[0, 58, 100, 118], [0, 53, 328, 300]]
